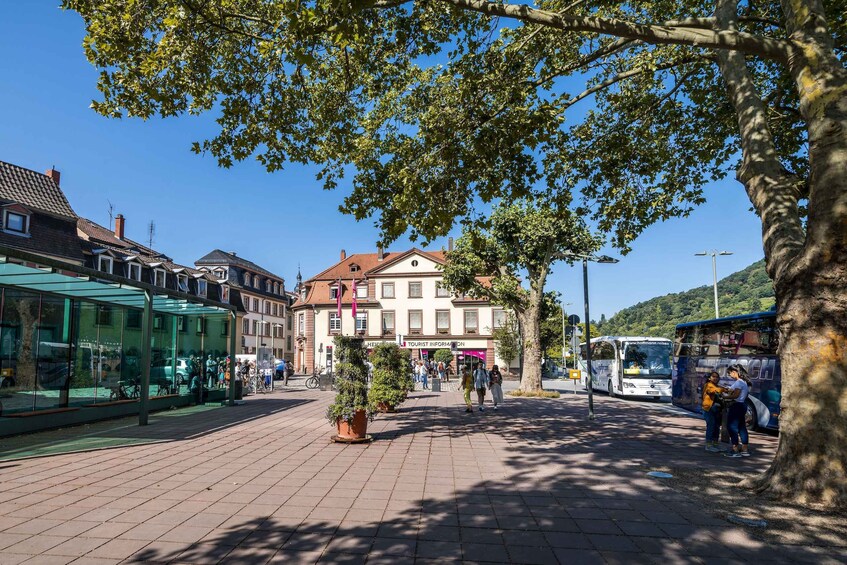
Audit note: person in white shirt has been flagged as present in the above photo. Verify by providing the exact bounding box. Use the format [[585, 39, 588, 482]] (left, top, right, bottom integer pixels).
[[473, 364, 490, 411], [723, 364, 751, 457]]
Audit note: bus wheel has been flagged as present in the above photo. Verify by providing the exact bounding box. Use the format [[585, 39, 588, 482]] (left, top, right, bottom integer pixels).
[[745, 400, 759, 432]]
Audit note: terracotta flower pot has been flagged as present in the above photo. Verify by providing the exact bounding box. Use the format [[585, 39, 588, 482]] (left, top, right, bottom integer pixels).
[[336, 409, 368, 439], [377, 402, 395, 413]]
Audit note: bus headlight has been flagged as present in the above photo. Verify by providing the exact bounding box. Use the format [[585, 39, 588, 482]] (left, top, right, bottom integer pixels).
[[624, 382, 636, 388]]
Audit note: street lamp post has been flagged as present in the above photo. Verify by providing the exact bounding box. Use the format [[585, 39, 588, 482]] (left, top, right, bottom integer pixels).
[[561, 302, 572, 372], [555, 252, 619, 420], [695, 250, 733, 318]]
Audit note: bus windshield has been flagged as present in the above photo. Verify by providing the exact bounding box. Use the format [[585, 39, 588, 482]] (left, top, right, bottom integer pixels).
[[621, 342, 672, 377]]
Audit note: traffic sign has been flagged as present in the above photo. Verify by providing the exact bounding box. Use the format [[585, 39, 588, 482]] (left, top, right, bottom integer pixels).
[[568, 369, 581, 380], [567, 314, 580, 326]]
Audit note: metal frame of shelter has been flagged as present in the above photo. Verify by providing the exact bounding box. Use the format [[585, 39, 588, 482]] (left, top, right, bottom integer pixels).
[[0, 244, 239, 425]]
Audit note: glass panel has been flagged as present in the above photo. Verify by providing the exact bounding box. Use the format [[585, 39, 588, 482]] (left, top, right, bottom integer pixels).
[[622, 342, 672, 377], [409, 311, 422, 331], [464, 310, 478, 332], [33, 294, 73, 411], [0, 288, 41, 413]]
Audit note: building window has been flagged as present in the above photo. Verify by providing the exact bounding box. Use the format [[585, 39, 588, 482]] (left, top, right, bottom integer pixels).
[[329, 312, 341, 333], [4, 211, 28, 234], [153, 315, 164, 330], [287, 335, 292, 350], [126, 309, 141, 329], [382, 282, 394, 299], [252, 320, 258, 335], [244, 273, 251, 286], [196, 318, 206, 335], [436, 282, 450, 298], [154, 269, 166, 287], [177, 274, 189, 292], [382, 311, 395, 335], [178, 316, 187, 332], [355, 312, 367, 332], [493, 309, 507, 329], [128, 263, 141, 281], [98, 255, 113, 274], [221, 321, 229, 336], [264, 301, 270, 315], [254, 278, 261, 289], [266, 280, 272, 292], [436, 310, 450, 334], [242, 318, 250, 335], [298, 313, 305, 336], [216, 268, 226, 280], [356, 284, 367, 299], [274, 282, 279, 294], [274, 325, 283, 338], [253, 298, 259, 311], [350, 264, 360, 273], [272, 303, 278, 316], [197, 279, 207, 298], [96, 306, 112, 326], [409, 310, 423, 335], [464, 310, 478, 334], [221, 286, 230, 303], [287, 316, 293, 331], [408, 282, 422, 298], [330, 286, 340, 300]]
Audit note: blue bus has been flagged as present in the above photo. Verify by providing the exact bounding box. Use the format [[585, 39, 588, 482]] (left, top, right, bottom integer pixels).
[[673, 311, 781, 431]]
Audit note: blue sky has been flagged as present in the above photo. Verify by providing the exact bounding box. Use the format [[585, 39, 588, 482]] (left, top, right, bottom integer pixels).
[[0, 3, 767, 320]]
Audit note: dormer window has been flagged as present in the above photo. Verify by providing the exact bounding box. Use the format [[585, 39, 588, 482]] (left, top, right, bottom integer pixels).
[[177, 274, 189, 292], [330, 286, 340, 300], [221, 285, 230, 303], [266, 280, 272, 293], [154, 269, 166, 287], [244, 273, 251, 286], [3, 208, 30, 236], [254, 277, 261, 289], [98, 255, 113, 274], [350, 264, 360, 273], [215, 269, 226, 280], [197, 279, 207, 298], [128, 263, 141, 281], [274, 282, 279, 294]]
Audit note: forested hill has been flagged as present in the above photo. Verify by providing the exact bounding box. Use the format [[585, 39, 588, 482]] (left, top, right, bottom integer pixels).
[[596, 259, 775, 339]]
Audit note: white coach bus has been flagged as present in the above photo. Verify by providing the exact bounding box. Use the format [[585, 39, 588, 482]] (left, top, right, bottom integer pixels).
[[578, 336, 673, 400]]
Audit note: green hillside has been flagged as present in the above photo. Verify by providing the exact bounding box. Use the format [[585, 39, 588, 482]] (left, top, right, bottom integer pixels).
[[596, 259, 775, 339]]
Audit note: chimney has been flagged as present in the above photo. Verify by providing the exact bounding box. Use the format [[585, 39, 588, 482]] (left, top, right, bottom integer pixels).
[[448, 237, 453, 252], [114, 214, 125, 239], [340, 249, 347, 261], [377, 246, 384, 261], [45, 168, 60, 186], [228, 251, 237, 257]]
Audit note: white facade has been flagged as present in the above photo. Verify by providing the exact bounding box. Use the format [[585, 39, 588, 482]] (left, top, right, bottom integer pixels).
[[296, 249, 515, 374]]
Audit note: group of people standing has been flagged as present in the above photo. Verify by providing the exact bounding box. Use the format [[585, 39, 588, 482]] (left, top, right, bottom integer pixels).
[[701, 364, 752, 457], [413, 359, 449, 389], [461, 363, 504, 412]]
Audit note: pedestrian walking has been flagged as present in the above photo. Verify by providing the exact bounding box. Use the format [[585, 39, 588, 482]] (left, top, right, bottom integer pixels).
[[489, 364, 503, 410], [702, 371, 727, 452], [421, 360, 429, 390], [474, 363, 489, 411], [461, 368, 474, 413], [437, 361, 446, 382], [723, 364, 752, 457]]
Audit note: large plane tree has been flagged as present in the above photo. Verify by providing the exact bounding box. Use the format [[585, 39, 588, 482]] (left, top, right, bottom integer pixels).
[[64, 0, 846, 506]]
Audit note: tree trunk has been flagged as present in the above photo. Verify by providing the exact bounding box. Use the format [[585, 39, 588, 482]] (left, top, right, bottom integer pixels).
[[517, 303, 543, 392], [714, 0, 847, 506]]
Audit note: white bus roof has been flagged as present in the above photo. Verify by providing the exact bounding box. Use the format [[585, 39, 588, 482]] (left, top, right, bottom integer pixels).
[[580, 336, 672, 345]]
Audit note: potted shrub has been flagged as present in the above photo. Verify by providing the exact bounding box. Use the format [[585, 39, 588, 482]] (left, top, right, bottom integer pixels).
[[369, 343, 411, 413], [325, 336, 374, 440]]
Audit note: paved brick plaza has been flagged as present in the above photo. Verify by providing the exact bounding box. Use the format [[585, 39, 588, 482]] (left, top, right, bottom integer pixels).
[[0, 387, 843, 564]]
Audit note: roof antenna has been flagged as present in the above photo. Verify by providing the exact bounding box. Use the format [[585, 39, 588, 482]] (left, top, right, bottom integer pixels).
[[147, 221, 156, 249], [107, 200, 115, 230]]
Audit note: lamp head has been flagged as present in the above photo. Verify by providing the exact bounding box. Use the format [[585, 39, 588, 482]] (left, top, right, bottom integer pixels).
[[719, 251, 733, 256], [596, 255, 619, 264], [694, 251, 708, 256]]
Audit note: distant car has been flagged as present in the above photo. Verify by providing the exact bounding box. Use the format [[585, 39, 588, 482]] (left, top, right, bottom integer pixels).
[[151, 357, 191, 389]]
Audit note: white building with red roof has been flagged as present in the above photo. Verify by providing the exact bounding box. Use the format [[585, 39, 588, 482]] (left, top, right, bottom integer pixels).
[[292, 247, 511, 375]]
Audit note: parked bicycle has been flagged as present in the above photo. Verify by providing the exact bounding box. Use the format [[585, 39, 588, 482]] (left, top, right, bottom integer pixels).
[[305, 375, 319, 389], [109, 378, 140, 401]]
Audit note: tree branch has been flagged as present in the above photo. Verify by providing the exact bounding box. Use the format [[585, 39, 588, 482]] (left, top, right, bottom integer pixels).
[[433, 0, 793, 62]]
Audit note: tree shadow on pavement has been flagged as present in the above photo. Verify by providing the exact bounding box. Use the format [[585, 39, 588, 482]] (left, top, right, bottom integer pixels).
[[119, 393, 846, 564]]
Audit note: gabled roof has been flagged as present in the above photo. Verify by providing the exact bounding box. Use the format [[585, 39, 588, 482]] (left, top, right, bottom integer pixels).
[[77, 218, 167, 260], [0, 161, 76, 219], [367, 248, 446, 274], [195, 249, 283, 281], [80, 218, 217, 282]]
